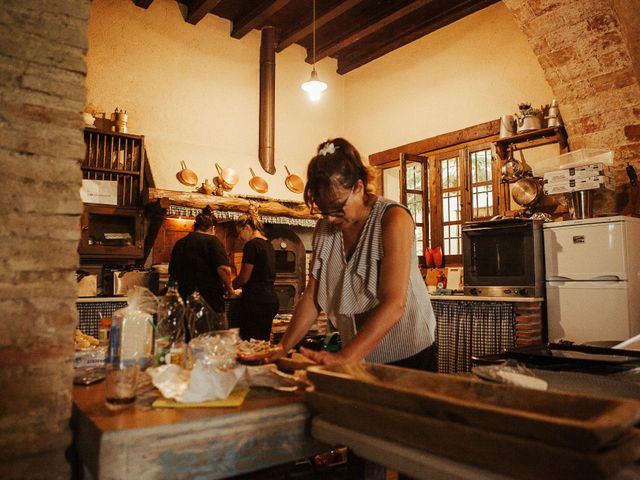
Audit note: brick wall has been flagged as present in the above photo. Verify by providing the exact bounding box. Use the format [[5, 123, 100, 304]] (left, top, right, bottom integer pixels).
[[0, 1, 89, 478], [502, 0, 640, 210]]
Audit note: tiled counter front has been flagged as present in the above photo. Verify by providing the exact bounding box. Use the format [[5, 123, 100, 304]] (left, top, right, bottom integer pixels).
[[76, 297, 128, 338], [430, 296, 544, 373]]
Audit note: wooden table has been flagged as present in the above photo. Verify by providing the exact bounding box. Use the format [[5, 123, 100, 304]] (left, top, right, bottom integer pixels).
[[71, 379, 328, 480]]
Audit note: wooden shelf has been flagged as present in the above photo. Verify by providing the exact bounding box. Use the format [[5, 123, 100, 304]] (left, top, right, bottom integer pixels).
[[146, 188, 317, 219], [82, 128, 146, 207], [495, 126, 568, 160]]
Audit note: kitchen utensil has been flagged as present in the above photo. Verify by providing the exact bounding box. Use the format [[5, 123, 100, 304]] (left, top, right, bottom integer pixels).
[[177, 161, 198, 187], [431, 246, 443, 268], [500, 146, 524, 183], [249, 168, 268, 194], [198, 179, 216, 195], [424, 248, 434, 268], [511, 176, 543, 207], [215, 163, 239, 191], [499, 115, 516, 138], [515, 112, 542, 133], [284, 165, 304, 194], [110, 108, 128, 133]]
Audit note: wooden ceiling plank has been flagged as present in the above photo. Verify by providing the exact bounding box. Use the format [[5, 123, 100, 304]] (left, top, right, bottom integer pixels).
[[336, 0, 499, 73], [133, 0, 154, 8], [231, 0, 293, 39], [310, 0, 433, 63], [185, 0, 223, 25], [276, 0, 366, 53]]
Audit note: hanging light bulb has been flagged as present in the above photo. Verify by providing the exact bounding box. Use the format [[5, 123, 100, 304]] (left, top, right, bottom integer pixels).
[[301, 0, 327, 101]]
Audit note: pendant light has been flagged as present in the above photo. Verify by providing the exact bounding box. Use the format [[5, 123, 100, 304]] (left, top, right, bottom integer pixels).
[[301, 0, 327, 101]]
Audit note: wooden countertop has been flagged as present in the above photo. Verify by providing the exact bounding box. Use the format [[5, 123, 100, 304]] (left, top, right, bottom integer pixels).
[[72, 376, 328, 479]]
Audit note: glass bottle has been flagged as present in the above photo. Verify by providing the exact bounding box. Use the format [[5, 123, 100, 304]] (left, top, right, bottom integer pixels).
[[154, 280, 186, 367]]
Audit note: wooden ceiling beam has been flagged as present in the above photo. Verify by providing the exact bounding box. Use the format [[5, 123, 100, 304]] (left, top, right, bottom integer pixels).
[[185, 0, 223, 25], [336, 0, 499, 74], [231, 0, 292, 39], [133, 0, 154, 8], [309, 0, 433, 63], [276, 0, 366, 53], [369, 120, 500, 166]]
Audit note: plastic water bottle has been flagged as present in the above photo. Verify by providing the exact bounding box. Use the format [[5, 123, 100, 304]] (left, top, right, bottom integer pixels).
[[154, 281, 186, 367]]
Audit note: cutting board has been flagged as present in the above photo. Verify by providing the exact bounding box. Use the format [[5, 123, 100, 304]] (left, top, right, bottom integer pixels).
[[306, 363, 640, 451]]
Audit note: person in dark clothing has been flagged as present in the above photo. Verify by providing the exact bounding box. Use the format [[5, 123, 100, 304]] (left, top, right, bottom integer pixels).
[[233, 207, 279, 341], [169, 206, 234, 317]]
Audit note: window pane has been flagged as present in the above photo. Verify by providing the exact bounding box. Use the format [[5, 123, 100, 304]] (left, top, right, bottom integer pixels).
[[442, 192, 460, 222], [441, 157, 458, 189], [406, 162, 422, 190], [469, 148, 493, 220], [443, 224, 461, 256], [415, 226, 423, 255], [407, 193, 423, 223], [472, 184, 493, 218], [471, 149, 492, 183]]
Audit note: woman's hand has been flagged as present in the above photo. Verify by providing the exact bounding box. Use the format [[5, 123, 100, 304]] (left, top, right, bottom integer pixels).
[[299, 347, 349, 366], [265, 344, 287, 363]]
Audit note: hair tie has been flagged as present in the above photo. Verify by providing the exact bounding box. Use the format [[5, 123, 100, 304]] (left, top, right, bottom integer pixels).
[[319, 142, 337, 156]]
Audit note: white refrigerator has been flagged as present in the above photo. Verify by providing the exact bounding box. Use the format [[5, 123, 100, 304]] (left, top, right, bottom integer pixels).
[[543, 216, 640, 344]]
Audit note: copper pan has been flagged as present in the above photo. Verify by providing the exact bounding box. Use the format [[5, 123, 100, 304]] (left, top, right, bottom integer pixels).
[[177, 161, 198, 187], [249, 168, 268, 194], [284, 165, 304, 194], [215, 162, 239, 191]]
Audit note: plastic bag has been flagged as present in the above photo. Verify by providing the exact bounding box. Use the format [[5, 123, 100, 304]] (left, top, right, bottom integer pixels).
[[112, 286, 159, 369], [472, 360, 548, 391]]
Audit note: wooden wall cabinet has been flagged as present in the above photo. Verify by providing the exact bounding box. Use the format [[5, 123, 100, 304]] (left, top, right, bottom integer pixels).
[[82, 128, 145, 207], [79, 204, 144, 259], [80, 128, 146, 261]]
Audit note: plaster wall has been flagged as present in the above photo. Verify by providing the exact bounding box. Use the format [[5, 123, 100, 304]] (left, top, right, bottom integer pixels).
[[343, 2, 554, 161], [86, 0, 343, 201]]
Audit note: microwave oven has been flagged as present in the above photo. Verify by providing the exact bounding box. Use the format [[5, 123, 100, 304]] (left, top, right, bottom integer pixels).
[[102, 267, 159, 296], [462, 218, 545, 298]]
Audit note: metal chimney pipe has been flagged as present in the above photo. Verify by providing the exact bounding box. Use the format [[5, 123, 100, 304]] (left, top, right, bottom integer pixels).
[[259, 26, 276, 175]]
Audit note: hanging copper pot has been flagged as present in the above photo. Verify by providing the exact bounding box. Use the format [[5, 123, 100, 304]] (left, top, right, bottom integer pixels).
[[284, 165, 304, 194], [249, 168, 268, 194], [177, 161, 198, 187], [215, 162, 239, 191], [511, 177, 543, 207]]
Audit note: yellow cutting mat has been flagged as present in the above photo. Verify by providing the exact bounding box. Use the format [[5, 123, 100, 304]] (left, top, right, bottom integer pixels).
[[152, 386, 250, 408]]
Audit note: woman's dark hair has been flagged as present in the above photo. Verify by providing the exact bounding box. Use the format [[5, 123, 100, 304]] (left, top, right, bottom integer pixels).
[[194, 205, 217, 231], [303, 137, 372, 210], [236, 204, 265, 235]]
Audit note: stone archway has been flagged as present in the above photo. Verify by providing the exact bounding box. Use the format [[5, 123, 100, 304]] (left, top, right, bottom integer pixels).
[[502, 0, 640, 182]]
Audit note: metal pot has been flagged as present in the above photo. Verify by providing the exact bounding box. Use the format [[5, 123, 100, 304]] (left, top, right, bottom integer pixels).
[[511, 177, 543, 207], [249, 168, 268, 194], [501, 147, 523, 183], [284, 165, 304, 194], [177, 161, 198, 187], [215, 163, 239, 191]]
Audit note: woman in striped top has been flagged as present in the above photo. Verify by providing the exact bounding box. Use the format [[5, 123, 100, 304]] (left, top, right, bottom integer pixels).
[[269, 138, 437, 371]]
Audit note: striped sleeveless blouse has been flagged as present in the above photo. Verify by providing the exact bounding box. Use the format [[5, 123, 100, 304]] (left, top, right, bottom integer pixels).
[[310, 197, 436, 363]]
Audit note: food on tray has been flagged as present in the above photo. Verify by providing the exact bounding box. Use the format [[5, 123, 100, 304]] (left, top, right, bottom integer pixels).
[[236, 339, 276, 364], [75, 329, 100, 350]]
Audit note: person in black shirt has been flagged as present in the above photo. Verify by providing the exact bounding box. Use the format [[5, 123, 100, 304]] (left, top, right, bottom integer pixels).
[[233, 208, 279, 341], [169, 206, 234, 319]]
